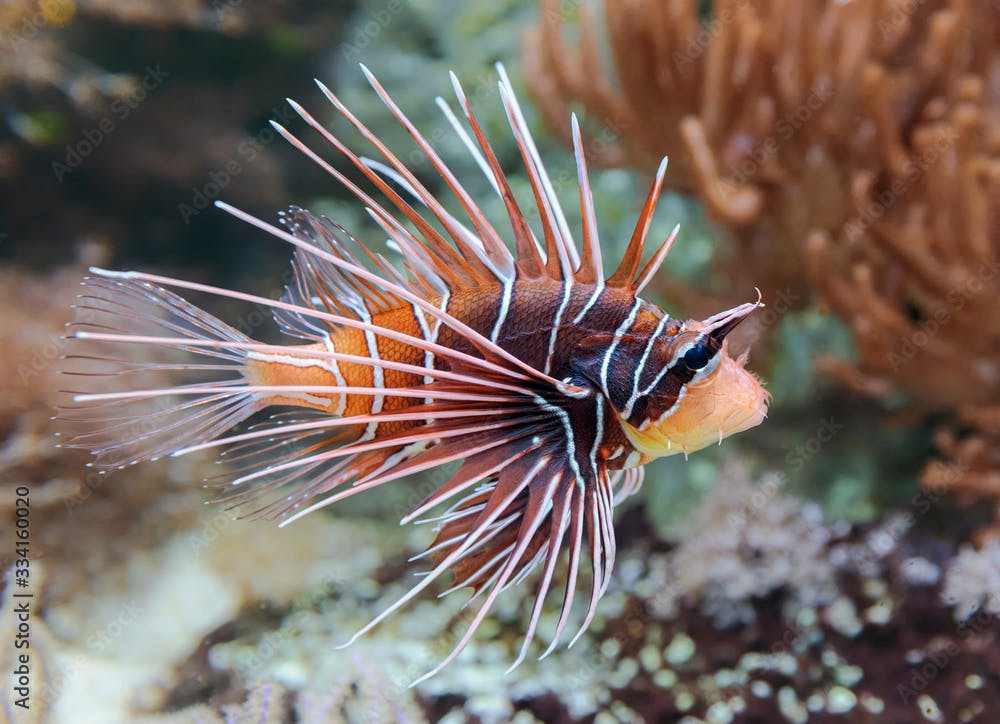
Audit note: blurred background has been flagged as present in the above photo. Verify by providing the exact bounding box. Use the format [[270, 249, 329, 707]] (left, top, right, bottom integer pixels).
[[0, 0, 998, 721]]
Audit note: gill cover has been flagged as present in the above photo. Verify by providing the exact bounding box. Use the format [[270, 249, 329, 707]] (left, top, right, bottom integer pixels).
[[571, 297, 768, 463]]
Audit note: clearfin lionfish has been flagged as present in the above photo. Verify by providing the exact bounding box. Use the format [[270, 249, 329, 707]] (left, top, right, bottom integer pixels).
[[59, 64, 769, 682]]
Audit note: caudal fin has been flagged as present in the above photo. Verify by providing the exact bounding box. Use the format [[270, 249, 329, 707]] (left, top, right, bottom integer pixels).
[[58, 270, 262, 469]]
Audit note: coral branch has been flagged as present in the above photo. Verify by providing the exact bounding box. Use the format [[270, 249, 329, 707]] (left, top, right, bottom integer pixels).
[[525, 0, 1000, 534]]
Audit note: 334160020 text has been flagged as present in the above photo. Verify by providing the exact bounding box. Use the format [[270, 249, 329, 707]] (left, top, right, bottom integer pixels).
[[10, 485, 33, 710]]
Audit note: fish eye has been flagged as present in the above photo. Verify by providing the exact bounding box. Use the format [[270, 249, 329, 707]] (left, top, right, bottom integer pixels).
[[683, 344, 711, 370]]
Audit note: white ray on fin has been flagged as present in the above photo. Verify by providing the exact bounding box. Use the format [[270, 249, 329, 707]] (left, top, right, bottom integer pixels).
[[434, 94, 501, 197], [214, 200, 579, 390], [495, 62, 579, 270], [409, 465, 562, 686], [507, 481, 574, 672], [356, 65, 516, 272], [337, 456, 551, 655], [635, 220, 680, 295], [570, 112, 603, 281], [357, 157, 513, 282]]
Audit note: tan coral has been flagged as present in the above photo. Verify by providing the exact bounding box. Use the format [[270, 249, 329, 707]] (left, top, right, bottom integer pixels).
[[526, 0, 1000, 535], [524, 0, 998, 305], [806, 68, 999, 532], [923, 409, 1000, 544]]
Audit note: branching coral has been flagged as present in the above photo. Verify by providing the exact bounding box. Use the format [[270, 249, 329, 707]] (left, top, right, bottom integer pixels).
[[806, 55, 1000, 536], [526, 0, 1000, 536], [922, 406, 1000, 542], [805, 74, 999, 406], [525, 0, 997, 304]]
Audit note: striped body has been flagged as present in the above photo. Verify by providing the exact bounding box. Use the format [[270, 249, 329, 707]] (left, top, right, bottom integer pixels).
[[61, 64, 768, 683], [249, 281, 684, 469]]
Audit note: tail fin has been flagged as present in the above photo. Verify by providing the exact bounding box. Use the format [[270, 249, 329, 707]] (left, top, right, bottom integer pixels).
[[58, 270, 262, 469]]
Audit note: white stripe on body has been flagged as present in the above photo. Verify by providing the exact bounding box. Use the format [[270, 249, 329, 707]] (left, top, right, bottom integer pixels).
[[246, 349, 335, 409]]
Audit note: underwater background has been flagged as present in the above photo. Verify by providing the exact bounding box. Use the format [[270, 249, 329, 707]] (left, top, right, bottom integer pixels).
[[1, 0, 998, 721]]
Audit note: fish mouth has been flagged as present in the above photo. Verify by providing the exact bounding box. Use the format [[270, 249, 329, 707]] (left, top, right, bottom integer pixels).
[[620, 355, 769, 460], [700, 289, 763, 346], [717, 353, 770, 430]]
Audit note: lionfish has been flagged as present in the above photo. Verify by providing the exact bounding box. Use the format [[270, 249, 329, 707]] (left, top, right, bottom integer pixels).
[[60, 64, 768, 682]]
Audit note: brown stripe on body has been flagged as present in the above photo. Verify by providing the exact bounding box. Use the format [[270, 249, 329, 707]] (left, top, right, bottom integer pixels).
[[244, 279, 656, 465], [371, 303, 438, 435], [485, 280, 654, 469], [492, 281, 655, 379], [489, 280, 566, 371], [602, 307, 664, 408], [432, 284, 504, 357]]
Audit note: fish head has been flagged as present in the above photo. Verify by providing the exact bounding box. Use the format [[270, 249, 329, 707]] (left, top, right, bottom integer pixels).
[[619, 297, 769, 461]]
